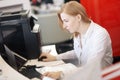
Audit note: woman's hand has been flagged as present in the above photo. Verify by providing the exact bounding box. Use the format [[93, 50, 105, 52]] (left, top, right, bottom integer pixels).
[[39, 52, 57, 62], [43, 71, 62, 80]]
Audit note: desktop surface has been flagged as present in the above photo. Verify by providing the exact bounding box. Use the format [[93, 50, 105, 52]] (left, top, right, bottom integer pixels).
[[0, 44, 65, 80], [0, 55, 29, 80]]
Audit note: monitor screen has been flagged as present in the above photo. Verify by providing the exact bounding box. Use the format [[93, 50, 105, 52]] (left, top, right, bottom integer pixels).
[[0, 30, 27, 71], [0, 29, 5, 55], [0, 11, 41, 59], [1, 22, 28, 58]]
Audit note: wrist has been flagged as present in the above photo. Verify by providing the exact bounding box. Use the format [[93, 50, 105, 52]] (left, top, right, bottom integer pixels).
[[59, 71, 64, 80], [56, 56, 61, 61]]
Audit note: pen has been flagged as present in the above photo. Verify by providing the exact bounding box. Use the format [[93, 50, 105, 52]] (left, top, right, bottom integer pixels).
[[42, 49, 51, 53], [47, 50, 51, 53]]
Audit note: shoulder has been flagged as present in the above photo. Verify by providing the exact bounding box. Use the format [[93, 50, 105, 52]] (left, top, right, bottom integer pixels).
[[92, 21, 109, 37], [88, 21, 111, 43]]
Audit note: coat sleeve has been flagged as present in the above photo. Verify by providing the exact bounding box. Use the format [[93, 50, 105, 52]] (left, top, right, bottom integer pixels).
[[56, 50, 77, 60]]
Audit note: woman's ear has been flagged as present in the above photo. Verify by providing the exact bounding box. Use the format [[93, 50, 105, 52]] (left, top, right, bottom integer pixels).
[[76, 14, 81, 22]]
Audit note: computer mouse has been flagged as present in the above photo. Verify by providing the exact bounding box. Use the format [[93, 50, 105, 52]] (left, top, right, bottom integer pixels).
[[38, 56, 47, 61]]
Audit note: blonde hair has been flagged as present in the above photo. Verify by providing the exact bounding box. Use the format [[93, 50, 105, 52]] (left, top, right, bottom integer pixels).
[[57, 1, 90, 36]]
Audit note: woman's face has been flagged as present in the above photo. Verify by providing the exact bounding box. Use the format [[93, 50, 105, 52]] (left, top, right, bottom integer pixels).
[[60, 12, 80, 33]]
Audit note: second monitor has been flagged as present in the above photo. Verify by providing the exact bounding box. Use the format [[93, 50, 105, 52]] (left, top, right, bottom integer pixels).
[[0, 10, 41, 59]]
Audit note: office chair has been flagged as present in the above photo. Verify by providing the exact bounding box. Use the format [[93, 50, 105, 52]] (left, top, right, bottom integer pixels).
[[113, 56, 120, 64]]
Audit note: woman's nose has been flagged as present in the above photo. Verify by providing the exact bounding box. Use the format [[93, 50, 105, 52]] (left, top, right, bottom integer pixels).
[[63, 24, 67, 29]]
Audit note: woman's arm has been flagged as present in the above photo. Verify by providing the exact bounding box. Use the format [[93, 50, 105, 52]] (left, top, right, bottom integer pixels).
[[56, 50, 77, 60]]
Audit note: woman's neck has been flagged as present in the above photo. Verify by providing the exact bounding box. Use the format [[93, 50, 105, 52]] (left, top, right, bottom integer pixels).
[[79, 21, 90, 36]]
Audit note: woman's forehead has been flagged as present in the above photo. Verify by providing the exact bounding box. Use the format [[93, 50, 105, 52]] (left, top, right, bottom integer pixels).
[[60, 12, 74, 19]]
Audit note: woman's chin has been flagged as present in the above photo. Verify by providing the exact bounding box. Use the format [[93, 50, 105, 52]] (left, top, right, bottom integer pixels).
[[69, 31, 74, 34]]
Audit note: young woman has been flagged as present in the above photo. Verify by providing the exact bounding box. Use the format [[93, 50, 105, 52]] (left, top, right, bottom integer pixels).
[[40, 1, 113, 79]]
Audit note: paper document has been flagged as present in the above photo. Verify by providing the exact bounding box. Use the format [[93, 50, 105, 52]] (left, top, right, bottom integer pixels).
[[36, 63, 77, 74], [31, 24, 40, 33], [25, 60, 65, 67], [42, 45, 58, 56], [42, 76, 55, 80]]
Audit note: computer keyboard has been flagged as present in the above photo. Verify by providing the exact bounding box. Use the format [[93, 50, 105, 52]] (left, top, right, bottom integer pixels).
[[19, 65, 42, 79]]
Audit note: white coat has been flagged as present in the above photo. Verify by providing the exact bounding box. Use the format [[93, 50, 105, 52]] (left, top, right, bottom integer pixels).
[[56, 21, 113, 68]]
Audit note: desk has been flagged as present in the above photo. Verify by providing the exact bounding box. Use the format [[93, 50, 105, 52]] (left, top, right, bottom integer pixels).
[[0, 55, 29, 80], [0, 45, 64, 80], [0, 55, 64, 80], [0, 44, 77, 80]]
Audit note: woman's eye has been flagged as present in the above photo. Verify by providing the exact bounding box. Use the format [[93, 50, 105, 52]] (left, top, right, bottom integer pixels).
[[64, 20, 68, 22]]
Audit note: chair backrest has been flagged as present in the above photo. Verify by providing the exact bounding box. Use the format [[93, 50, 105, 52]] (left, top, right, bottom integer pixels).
[[35, 13, 71, 45]]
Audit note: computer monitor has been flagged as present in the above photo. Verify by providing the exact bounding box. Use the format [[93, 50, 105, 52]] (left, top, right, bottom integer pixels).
[[0, 10, 41, 59], [0, 29, 5, 55], [0, 30, 41, 79], [0, 30, 27, 70]]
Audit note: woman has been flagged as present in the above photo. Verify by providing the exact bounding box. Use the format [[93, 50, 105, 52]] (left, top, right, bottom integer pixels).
[[40, 1, 113, 79]]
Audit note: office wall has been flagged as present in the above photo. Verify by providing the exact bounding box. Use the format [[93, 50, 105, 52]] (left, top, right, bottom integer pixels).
[[35, 13, 71, 45], [81, 0, 120, 56]]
